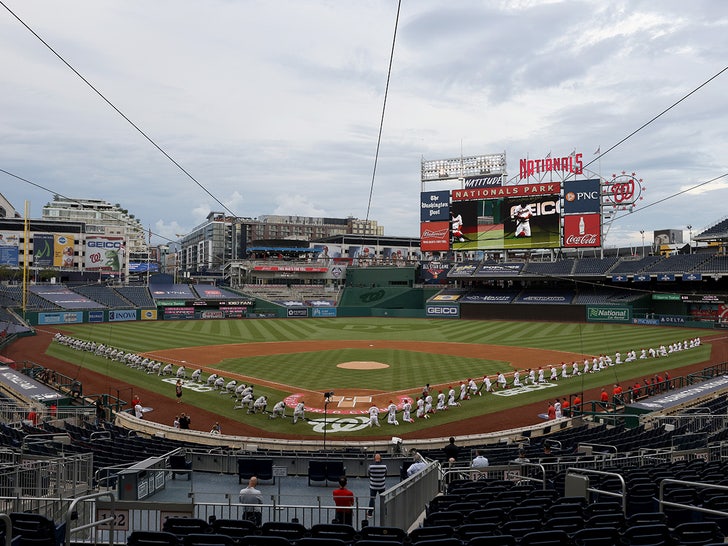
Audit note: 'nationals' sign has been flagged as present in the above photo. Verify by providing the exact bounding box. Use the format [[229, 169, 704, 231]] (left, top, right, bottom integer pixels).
[[452, 182, 561, 202]]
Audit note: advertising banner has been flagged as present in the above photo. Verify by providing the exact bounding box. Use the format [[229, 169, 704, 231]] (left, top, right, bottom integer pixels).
[[312, 307, 337, 318], [312, 244, 343, 261], [109, 310, 137, 322], [0, 232, 20, 267], [420, 221, 449, 252], [562, 213, 601, 248], [287, 308, 308, 318], [419, 261, 450, 284], [85, 237, 124, 272], [420, 190, 450, 222], [563, 179, 601, 214], [33, 233, 54, 267], [586, 306, 632, 323], [425, 304, 460, 318], [38, 311, 83, 325], [54, 235, 75, 268]]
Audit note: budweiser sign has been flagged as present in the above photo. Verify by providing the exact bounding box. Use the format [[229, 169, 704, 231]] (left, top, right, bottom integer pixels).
[[563, 214, 601, 248], [420, 221, 449, 252]]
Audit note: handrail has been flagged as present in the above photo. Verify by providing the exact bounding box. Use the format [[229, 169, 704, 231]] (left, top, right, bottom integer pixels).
[[565, 467, 627, 514], [65, 490, 116, 546]]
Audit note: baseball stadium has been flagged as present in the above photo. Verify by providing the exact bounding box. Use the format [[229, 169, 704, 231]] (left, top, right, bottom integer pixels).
[[2, 152, 728, 544]]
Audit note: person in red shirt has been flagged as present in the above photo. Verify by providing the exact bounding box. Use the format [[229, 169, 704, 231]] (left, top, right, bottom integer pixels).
[[561, 397, 570, 417], [600, 388, 609, 410], [332, 476, 355, 525], [547, 401, 556, 420], [572, 395, 582, 415]]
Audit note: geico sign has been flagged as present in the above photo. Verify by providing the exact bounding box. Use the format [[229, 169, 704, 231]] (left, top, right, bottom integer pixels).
[[426, 306, 459, 315], [87, 241, 122, 248]]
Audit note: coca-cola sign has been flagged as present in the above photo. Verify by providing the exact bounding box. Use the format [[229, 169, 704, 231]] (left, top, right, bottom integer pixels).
[[563, 214, 601, 247]]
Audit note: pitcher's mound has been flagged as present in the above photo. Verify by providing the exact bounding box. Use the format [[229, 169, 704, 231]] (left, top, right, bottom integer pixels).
[[337, 361, 389, 370]]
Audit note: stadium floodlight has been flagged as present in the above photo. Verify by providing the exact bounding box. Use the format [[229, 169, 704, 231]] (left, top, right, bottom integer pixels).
[[421, 153, 507, 182]]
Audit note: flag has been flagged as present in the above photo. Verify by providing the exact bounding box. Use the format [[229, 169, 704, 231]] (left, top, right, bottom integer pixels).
[[594, 146, 601, 155], [545, 151, 551, 158], [148, 226, 152, 244], [569, 148, 576, 157]]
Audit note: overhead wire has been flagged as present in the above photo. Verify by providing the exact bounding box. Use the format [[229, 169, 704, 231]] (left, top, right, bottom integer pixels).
[[365, 0, 402, 222]]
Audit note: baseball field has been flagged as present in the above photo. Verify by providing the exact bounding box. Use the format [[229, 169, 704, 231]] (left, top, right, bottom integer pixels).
[[30, 317, 722, 440]]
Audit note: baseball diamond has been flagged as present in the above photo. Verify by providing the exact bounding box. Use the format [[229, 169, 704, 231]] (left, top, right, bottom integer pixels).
[[12, 317, 724, 443]]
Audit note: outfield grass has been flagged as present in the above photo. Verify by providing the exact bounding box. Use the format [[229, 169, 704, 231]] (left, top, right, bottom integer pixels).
[[48, 318, 713, 437]]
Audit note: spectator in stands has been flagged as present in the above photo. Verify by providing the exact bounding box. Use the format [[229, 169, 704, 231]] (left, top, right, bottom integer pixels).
[[95, 398, 105, 425], [179, 413, 191, 429], [70, 380, 82, 398], [406, 453, 428, 477], [443, 437, 461, 462], [513, 450, 530, 463], [26, 407, 38, 427], [332, 476, 355, 525], [239, 476, 263, 526], [471, 450, 489, 479], [368, 453, 387, 514]]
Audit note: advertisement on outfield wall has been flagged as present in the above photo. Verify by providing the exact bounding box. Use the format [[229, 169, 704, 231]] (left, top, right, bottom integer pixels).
[[563, 213, 601, 247], [38, 311, 83, 325], [451, 194, 561, 250], [586, 306, 632, 323], [425, 304, 460, 318], [420, 190, 450, 222], [84, 236, 124, 272]]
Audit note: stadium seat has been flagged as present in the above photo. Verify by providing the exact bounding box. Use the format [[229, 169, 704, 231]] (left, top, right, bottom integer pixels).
[[127, 531, 180, 546], [519, 530, 570, 546], [454, 523, 499, 541], [309, 523, 357, 543], [408, 525, 454, 544], [239, 537, 292, 546], [183, 534, 236, 546], [671, 521, 725, 545], [423, 511, 464, 528], [211, 519, 258, 540], [358, 526, 407, 542], [260, 522, 307, 542], [571, 526, 622, 546], [466, 536, 516, 546], [621, 523, 673, 546], [162, 518, 212, 537]]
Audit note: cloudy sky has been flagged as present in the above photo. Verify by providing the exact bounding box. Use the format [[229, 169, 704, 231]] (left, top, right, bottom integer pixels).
[[1, 0, 727, 249]]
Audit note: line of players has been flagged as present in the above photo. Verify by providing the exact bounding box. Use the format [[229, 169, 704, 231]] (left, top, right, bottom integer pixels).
[[364, 336, 702, 427], [52, 334, 308, 424]]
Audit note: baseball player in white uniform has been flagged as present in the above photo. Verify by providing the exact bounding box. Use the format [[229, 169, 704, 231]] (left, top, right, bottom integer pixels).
[[191, 369, 202, 382], [368, 405, 381, 427], [402, 399, 414, 423], [269, 401, 286, 419], [386, 401, 399, 425], [512, 203, 532, 237], [293, 401, 306, 423]]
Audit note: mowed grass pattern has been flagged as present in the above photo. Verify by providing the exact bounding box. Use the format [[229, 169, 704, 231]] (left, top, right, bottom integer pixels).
[[48, 318, 713, 437]]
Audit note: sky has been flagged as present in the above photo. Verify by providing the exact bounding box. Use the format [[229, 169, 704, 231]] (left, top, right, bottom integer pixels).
[[1, 0, 727, 250]]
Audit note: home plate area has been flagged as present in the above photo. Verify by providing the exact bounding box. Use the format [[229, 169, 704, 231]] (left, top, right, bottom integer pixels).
[[331, 395, 372, 409]]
